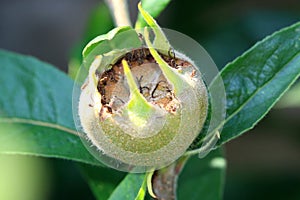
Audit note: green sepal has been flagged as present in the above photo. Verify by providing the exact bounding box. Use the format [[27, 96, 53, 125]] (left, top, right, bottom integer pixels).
[[83, 26, 131, 57], [144, 28, 188, 95], [82, 26, 142, 69], [137, 2, 171, 55], [122, 59, 156, 128], [146, 170, 157, 198]]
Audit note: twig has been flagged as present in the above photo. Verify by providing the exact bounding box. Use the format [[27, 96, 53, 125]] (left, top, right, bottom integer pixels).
[[151, 156, 190, 200], [104, 0, 132, 27]]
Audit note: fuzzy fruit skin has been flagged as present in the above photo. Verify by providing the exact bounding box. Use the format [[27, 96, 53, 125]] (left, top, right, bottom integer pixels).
[[78, 49, 208, 171]]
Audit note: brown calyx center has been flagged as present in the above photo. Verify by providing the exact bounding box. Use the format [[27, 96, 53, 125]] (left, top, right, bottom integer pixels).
[[96, 48, 193, 118]]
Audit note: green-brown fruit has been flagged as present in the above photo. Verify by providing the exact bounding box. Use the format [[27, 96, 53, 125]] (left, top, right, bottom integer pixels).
[[77, 3, 208, 172], [78, 45, 208, 171]]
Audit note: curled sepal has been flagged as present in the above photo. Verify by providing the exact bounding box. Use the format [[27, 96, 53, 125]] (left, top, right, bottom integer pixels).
[[83, 26, 132, 57], [137, 2, 171, 54], [82, 26, 142, 69], [144, 28, 190, 95]]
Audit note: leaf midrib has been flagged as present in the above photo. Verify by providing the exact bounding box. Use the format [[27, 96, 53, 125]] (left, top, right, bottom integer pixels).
[[215, 52, 300, 142], [223, 52, 300, 123], [0, 117, 80, 137], [188, 51, 300, 155]]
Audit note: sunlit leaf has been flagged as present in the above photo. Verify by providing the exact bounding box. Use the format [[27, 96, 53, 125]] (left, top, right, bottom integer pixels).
[[0, 49, 101, 166], [218, 22, 300, 145]]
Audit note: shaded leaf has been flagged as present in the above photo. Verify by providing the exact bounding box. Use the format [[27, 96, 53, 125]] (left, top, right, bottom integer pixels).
[[178, 149, 226, 200], [83, 3, 115, 44], [79, 165, 125, 200], [138, 2, 171, 54], [0, 49, 100, 166], [68, 3, 114, 79], [108, 173, 147, 200], [135, 0, 171, 28]]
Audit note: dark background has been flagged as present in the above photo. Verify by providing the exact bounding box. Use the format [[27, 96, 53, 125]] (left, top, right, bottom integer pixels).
[[1, 0, 300, 199]]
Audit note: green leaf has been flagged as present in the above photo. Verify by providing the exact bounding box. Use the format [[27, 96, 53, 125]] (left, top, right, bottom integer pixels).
[[217, 22, 300, 145], [83, 3, 114, 44], [135, 0, 171, 28], [79, 165, 125, 200], [178, 149, 226, 200], [108, 173, 147, 200], [0, 49, 101, 166], [68, 3, 114, 79]]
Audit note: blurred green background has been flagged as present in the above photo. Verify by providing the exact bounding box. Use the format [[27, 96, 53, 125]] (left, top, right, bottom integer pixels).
[[0, 0, 300, 199]]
